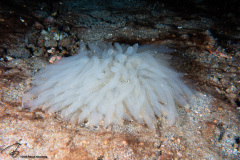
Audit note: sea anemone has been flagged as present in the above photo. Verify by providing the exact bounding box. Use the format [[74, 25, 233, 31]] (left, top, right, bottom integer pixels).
[[22, 42, 193, 130]]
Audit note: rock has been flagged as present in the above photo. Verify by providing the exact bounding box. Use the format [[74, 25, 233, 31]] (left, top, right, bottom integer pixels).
[[226, 85, 237, 93], [7, 48, 30, 59], [58, 37, 75, 50], [33, 47, 46, 57], [44, 40, 58, 48]]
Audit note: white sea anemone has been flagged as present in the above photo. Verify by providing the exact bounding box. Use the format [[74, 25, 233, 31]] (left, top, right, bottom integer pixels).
[[22, 42, 193, 130]]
